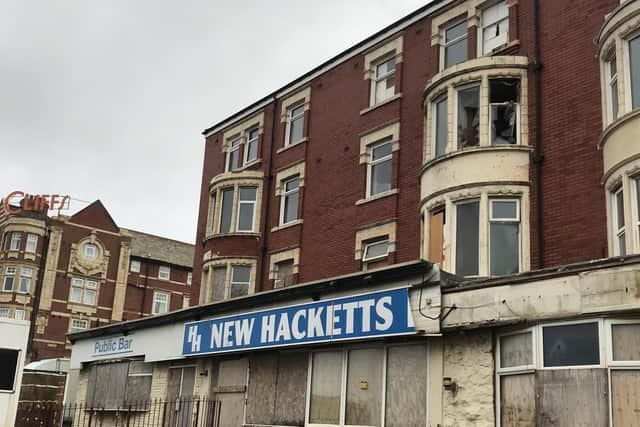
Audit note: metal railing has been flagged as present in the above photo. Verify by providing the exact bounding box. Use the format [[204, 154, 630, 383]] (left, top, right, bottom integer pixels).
[[16, 397, 221, 427]]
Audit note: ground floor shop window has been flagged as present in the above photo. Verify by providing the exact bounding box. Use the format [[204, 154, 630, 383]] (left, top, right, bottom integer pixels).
[[85, 359, 153, 410], [497, 319, 640, 427], [306, 343, 427, 427]]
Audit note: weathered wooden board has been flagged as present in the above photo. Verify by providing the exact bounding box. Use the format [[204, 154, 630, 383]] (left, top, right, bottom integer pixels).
[[500, 373, 535, 427]]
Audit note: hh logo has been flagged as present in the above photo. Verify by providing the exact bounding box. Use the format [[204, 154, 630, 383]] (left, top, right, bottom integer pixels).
[[187, 325, 201, 352]]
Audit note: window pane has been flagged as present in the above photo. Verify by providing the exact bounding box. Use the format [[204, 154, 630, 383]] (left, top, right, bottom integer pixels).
[[445, 38, 467, 68], [230, 282, 249, 298], [619, 232, 627, 256], [309, 352, 342, 424], [490, 223, 519, 276], [371, 141, 392, 160], [3, 277, 14, 292], [492, 200, 518, 219], [542, 322, 599, 367], [19, 278, 30, 293], [246, 140, 258, 162], [445, 20, 467, 41], [457, 85, 480, 149], [238, 203, 255, 231], [84, 289, 96, 305], [284, 191, 299, 223], [70, 287, 82, 303], [363, 240, 389, 261], [435, 97, 448, 157], [376, 57, 395, 76], [289, 115, 304, 144], [285, 177, 299, 192], [616, 190, 625, 228], [346, 348, 383, 426], [385, 345, 427, 427], [500, 332, 532, 368], [371, 159, 392, 195], [220, 189, 234, 233], [611, 78, 619, 120], [630, 35, 640, 109], [232, 265, 251, 283], [612, 324, 640, 361], [239, 187, 256, 201], [456, 201, 480, 276], [211, 267, 227, 302]]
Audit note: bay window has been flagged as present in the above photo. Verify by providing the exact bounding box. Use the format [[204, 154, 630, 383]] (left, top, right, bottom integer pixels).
[[3, 266, 16, 292], [9, 233, 21, 251], [367, 138, 393, 196], [25, 234, 38, 253], [629, 34, 640, 109], [606, 55, 619, 122], [19, 267, 32, 293], [455, 199, 480, 276], [442, 19, 467, 69], [489, 199, 520, 276], [613, 187, 626, 256], [217, 186, 258, 233], [434, 95, 448, 157], [481, 1, 509, 54], [457, 84, 480, 149], [206, 262, 255, 302], [490, 79, 519, 145], [237, 187, 257, 232]]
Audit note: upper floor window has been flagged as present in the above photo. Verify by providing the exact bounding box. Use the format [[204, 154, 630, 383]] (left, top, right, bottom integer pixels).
[[130, 259, 141, 273], [280, 176, 300, 225], [490, 79, 519, 144], [70, 277, 98, 305], [630, 34, 640, 110], [183, 295, 190, 308], [0, 308, 8, 318], [25, 234, 38, 253], [286, 103, 305, 147], [245, 127, 259, 164], [9, 233, 21, 251], [226, 136, 242, 172], [489, 199, 520, 276], [362, 237, 390, 262], [481, 1, 509, 54], [230, 265, 251, 298], [14, 309, 24, 320], [19, 267, 32, 294], [158, 265, 171, 280], [274, 259, 295, 288], [367, 138, 393, 196], [434, 95, 448, 157], [70, 318, 89, 333], [237, 187, 257, 232], [220, 188, 234, 233], [152, 291, 169, 314], [3, 266, 16, 292], [442, 19, 467, 69], [612, 187, 626, 256], [457, 84, 480, 149], [83, 243, 99, 260], [187, 272, 192, 285], [606, 55, 619, 123], [455, 199, 480, 276], [371, 55, 396, 105]]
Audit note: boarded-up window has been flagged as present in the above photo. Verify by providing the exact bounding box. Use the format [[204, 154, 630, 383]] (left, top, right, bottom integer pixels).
[[211, 267, 227, 302], [309, 352, 342, 424], [500, 373, 535, 427], [0, 348, 19, 391], [385, 345, 427, 427], [612, 323, 640, 361], [210, 357, 248, 427], [345, 348, 384, 425], [428, 207, 445, 264], [611, 370, 640, 427], [86, 360, 152, 409], [166, 365, 196, 427], [275, 260, 295, 288]]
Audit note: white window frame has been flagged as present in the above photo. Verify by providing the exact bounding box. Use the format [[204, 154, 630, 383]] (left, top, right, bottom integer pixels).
[[158, 265, 171, 281], [130, 259, 141, 273], [285, 103, 305, 147], [280, 176, 300, 225], [452, 198, 481, 277], [3, 266, 16, 292], [69, 318, 89, 332], [152, 291, 170, 315], [495, 327, 537, 375], [244, 127, 260, 165], [14, 309, 25, 320], [9, 233, 21, 251], [183, 295, 190, 309], [236, 187, 257, 232], [624, 31, 640, 112], [0, 308, 9, 318], [605, 53, 619, 124], [479, 1, 509, 55], [366, 139, 393, 198], [362, 238, 390, 262], [441, 18, 468, 71], [187, 272, 192, 285], [83, 243, 99, 260], [19, 267, 33, 294], [433, 94, 449, 157], [69, 277, 98, 305], [488, 198, 521, 275], [370, 54, 396, 105], [25, 234, 38, 253], [225, 136, 242, 172], [229, 265, 252, 298], [612, 187, 626, 256]]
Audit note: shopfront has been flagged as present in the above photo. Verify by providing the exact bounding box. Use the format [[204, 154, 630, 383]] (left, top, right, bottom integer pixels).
[[68, 261, 441, 427]]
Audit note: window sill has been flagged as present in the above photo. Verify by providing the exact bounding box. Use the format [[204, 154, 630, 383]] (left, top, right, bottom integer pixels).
[[271, 219, 303, 233], [360, 93, 402, 116], [205, 232, 261, 242], [487, 39, 520, 56], [67, 303, 97, 314], [277, 138, 308, 154], [356, 189, 399, 206], [7, 251, 19, 259], [228, 159, 262, 173]]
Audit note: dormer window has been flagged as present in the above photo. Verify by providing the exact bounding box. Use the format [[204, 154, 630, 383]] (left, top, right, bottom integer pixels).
[[83, 243, 99, 260], [442, 19, 468, 69]]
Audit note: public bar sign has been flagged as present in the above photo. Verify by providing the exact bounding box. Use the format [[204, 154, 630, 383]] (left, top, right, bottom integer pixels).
[[182, 288, 415, 356]]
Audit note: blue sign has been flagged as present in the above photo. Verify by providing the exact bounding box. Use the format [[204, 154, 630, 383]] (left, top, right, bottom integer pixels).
[[182, 288, 415, 356]]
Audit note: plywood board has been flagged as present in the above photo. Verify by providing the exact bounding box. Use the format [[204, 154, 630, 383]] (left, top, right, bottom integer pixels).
[[611, 370, 640, 427], [500, 373, 535, 427]]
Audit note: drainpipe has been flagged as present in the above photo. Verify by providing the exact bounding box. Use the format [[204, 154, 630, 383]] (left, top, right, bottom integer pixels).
[[532, 0, 545, 268], [258, 97, 278, 292], [27, 215, 50, 361]]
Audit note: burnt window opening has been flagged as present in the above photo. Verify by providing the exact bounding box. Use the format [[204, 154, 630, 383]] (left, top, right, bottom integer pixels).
[[490, 79, 520, 145], [0, 348, 19, 391]]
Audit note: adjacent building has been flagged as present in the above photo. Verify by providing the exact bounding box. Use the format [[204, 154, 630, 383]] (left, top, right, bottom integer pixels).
[[0, 199, 194, 361], [67, 0, 640, 426]]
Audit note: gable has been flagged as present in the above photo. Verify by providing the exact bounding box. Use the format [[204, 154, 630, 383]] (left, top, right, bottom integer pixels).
[[69, 200, 119, 233]]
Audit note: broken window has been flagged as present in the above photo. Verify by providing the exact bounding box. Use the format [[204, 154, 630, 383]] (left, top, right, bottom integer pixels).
[[490, 79, 519, 145], [457, 84, 480, 149], [210, 266, 227, 302], [481, 1, 509, 54], [275, 259, 295, 288]]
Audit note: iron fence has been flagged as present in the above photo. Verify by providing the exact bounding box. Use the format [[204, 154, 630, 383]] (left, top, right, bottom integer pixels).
[[16, 397, 221, 427]]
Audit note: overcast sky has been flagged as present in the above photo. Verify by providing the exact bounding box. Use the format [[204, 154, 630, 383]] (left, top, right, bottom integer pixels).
[[1, 0, 429, 243]]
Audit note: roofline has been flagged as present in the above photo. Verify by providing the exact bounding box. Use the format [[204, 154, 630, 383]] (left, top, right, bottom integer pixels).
[[122, 228, 195, 248], [201, 0, 452, 137], [68, 260, 435, 342]]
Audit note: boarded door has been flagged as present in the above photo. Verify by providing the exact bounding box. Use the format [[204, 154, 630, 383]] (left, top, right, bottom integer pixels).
[[611, 370, 640, 427], [211, 357, 248, 427], [166, 366, 196, 427], [500, 373, 535, 427]]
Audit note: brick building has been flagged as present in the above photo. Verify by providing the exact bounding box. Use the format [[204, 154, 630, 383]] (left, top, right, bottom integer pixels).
[[66, 0, 640, 426], [0, 199, 194, 361]]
